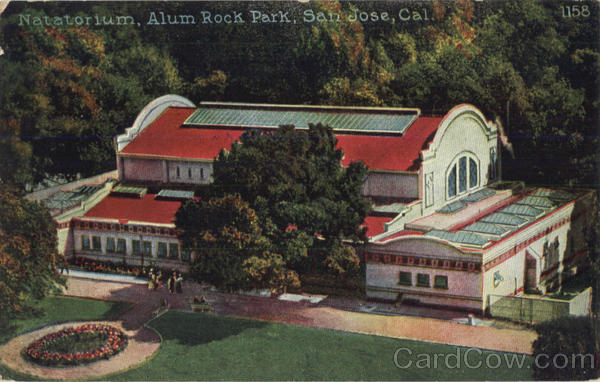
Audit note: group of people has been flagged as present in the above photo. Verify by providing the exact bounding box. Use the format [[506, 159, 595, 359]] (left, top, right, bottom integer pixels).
[[148, 268, 183, 294]]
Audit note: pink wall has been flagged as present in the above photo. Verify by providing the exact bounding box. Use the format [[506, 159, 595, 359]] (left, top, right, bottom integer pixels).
[[122, 158, 163, 182], [361, 172, 418, 200], [367, 263, 482, 298]]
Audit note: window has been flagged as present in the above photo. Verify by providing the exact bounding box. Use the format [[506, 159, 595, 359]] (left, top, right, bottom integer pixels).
[[81, 235, 90, 250], [459, 157, 467, 193], [117, 238, 126, 254], [448, 166, 457, 198], [434, 275, 448, 289], [188, 168, 192, 178], [200, 168, 204, 179], [176, 166, 180, 178], [447, 153, 479, 199], [399, 272, 412, 286], [106, 237, 116, 253], [469, 158, 478, 188], [143, 241, 152, 256], [169, 243, 179, 259], [489, 147, 497, 180], [92, 236, 101, 251], [416, 273, 430, 287], [181, 248, 191, 262], [132, 240, 141, 255], [157, 242, 168, 258]]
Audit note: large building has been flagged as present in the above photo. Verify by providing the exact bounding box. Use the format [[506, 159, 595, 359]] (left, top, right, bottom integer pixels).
[[48, 94, 593, 311]]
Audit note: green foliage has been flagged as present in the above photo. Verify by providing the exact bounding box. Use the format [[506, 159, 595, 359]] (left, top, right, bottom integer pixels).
[[175, 194, 299, 292], [532, 317, 599, 380], [212, 124, 370, 277], [0, 4, 184, 187], [0, 185, 64, 330], [1, 0, 598, 189]]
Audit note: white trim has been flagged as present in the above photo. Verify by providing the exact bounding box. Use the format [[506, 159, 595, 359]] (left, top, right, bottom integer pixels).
[[422, 104, 497, 161], [116, 94, 195, 152]]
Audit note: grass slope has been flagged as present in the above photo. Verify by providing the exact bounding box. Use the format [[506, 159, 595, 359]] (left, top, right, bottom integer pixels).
[[111, 311, 533, 381]]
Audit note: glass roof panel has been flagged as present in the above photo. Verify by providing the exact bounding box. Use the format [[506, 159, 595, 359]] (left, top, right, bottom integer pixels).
[[462, 221, 509, 236], [425, 229, 489, 246], [517, 196, 555, 209], [111, 185, 147, 198], [481, 212, 528, 226], [533, 189, 573, 201], [436, 200, 466, 214], [184, 107, 418, 134], [459, 188, 495, 204], [500, 204, 543, 217], [157, 189, 195, 200]]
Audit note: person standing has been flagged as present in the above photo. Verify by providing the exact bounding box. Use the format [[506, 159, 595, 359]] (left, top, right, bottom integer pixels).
[[148, 268, 155, 290], [175, 273, 183, 294], [168, 272, 176, 294], [155, 270, 162, 290]]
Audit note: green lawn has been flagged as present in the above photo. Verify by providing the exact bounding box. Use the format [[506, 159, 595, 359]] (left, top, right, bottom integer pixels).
[[1, 298, 534, 381], [110, 311, 534, 381], [0, 296, 131, 380]]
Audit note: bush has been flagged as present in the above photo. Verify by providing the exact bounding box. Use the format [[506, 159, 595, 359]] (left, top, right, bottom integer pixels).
[[532, 317, 599, 380]]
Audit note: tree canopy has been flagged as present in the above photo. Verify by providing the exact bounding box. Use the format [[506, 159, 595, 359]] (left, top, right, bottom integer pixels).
[[175, 194, 300, 292], [212, 124, 370, 273], [0, 186, 64, 329], [0, 0, 598, 189], [176, 124, 370, 290]]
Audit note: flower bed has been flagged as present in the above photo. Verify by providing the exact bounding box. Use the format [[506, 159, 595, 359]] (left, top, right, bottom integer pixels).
[[68, 257, 146, 277], [24, 324, 128, 366]]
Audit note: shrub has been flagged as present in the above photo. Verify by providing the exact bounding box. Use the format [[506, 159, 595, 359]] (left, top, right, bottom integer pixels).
[[532, 317, 599, 380]]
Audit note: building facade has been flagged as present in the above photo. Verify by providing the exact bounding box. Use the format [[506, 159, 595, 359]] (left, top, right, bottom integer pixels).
[[39, 94, 591, 311]]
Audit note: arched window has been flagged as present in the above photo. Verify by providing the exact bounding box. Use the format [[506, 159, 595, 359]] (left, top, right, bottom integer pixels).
[[447, 153, 479, 199]]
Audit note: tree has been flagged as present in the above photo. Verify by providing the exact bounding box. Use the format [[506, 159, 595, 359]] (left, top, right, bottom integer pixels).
[[212, 124, 370, 277], [175, 194, 299, 292], [532, 317, 599, 380], [0, 4, 185, 188], [0, 185, 64, 330]]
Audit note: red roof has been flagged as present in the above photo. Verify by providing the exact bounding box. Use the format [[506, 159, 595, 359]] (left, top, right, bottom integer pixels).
[[121, 107, 243, 160], [121, 107, 441, 172], [336, 117, 441, 171], [84, 194, 182, 225], [361, 216, 394, 237]]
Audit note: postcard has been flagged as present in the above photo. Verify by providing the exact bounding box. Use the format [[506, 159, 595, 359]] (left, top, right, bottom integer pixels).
[[0, 1, 598, 380]]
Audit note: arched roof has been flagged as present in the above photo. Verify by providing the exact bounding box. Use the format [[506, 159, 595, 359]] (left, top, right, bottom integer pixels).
[[421, 104, 497, 161], [116, 95, 195, 151]]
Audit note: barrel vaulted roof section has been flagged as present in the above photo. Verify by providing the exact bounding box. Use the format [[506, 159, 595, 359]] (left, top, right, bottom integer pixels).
[[421, 104, 498, 161], [184, 102, 421, 135], [117, 96, 443, 172], [116, 94, 196, 152]]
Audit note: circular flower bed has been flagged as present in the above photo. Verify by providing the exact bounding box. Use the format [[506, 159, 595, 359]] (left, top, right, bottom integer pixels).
[[24, 324, 128, 367]]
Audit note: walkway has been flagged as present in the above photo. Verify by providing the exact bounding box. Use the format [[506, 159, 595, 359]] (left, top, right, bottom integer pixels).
[[64, 277, 536, 354]]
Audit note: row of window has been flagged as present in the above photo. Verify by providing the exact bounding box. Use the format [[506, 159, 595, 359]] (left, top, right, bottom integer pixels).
[[447, 154, 478, 199], [399, 272, 448, 289], [80, 235, 190, 261], [76, 221, 176, 236], [176, 166, 205, 179]]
